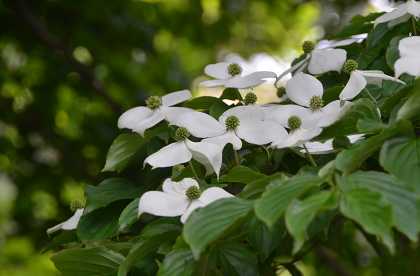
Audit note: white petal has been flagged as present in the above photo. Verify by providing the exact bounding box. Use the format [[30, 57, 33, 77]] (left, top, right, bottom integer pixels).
[[225, 71, 277, 89], [144, 142, 192, 168], [204, 62, 231, 79], [360, 70, 405, 85], [308, 49, 347, 75], [219, 105, 265, 124], [162, 178, 198, 195], [162, 90, 192, 107], [348, 134, 365, 144], [264, 104, 313, 129], [180, 200, 206, 224], [165, 108, 225, 138], [339, 71, 367, 101], [407, 0, 420, 17], [204, 131, 243, 150], [286, 73, 324, 107], [395, 56, 420, 77], [236, 119, 286, 145], [388, 14, 411, 28], [200, 79, 229, 88], [374, 3, 408, 26], [47, 208, 84, 234], [138, 191, 189, 217], [316, 35, 367, 49], [199, 187, 234, 204], [399, 36, 420, 57], [118, 107, 164, 135], [275, 56, 310, 82], [272, 128, 322, 149], [186, 140, 223, 177], [316, 100, 352, 127], [301, 140, 334, 155]]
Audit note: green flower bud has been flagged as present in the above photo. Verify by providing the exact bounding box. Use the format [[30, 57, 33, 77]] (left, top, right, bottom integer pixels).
[[302, 41, 315, 54], [309, 96, 323, 111], [276, 87, 286, 98], [288, 116, 302, 130], [227, 63, 242, 76], [185, 186, 201, 200], [225, 115, 240, 130], [244, 92, 257, 105], [70, 200, 85, 211], [174, 127, 190, 141], [342, 59, 359, 74], [146, 96, 162, 109]]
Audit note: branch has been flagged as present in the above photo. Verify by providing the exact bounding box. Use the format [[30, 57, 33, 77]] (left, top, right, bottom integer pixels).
[[315, 246, 353, 276], [9, 0, 123, 113]]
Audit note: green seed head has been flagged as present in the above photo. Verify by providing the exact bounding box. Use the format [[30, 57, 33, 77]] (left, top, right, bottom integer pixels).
[[276, 87, 286, 98], [343, 59, 359, 74], [174, 127, 190, 141], [227, 63, 242, 76], [302, 41, 315, 54], [146, 96, 162, 109], [288, 116, 302, 130], [225, 115, 240, 130], [244, 92, 257, 105], [185, 186, 201, 200], [309, 96, 324, 111], [70, 200, 85, 211]]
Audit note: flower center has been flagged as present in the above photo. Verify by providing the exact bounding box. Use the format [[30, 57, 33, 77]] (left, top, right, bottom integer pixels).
[[174, 127, 190, 141], [343, 59, 358, 74], [146, 96, 162, 109], [227, 63, 242, 76], [70, 200, 85, 211], [288, 116, 302, 130], [309, 96, 323, 111], [302, 41, 315, 54], [185, 186, 201, 200], [244, 92, 257, 105], [225, 115, 240, 130], [277, 87, 286, 98]]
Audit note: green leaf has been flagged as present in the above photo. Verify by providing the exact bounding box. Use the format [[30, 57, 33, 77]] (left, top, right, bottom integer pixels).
[[322, 85, 344, 104], [77, 202, 123, 240], [85, 178, 143, 212], [240, 173, 286, 199], [342, 171, 420, 241], [285, 191, 337, 253], [380, 138, 420, 193], [183, 198, 253, 259], [339, 188, 394, 252], [158, 248, 196, 276], [220, 88, 243, 101], [335, 123, 403, 173], [51, 247, 124, 276], [216, 243, 258, 276], [102, 133, 146, 172], [221, 166, 265, 184], [118, 198, 139, 231], [184, 96, 222, 110], [397, 82, 420, 121], [386, 36, 403, 70], [367, 23, 389, 48], [209, 100, 229, 119], [254, 175, 323, 228], [334, 13, 380, 38]]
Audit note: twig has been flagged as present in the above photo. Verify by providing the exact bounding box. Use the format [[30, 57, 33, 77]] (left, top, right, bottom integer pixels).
[[9, 0, 123, 113], [315, 246, 353, 276]]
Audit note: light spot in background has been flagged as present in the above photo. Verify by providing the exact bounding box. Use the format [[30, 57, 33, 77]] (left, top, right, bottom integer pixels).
[[1, 43, 27, 70], [1, 82, 34, 112], [369, 0, 394, 12], [201, 0, 220, 24], [31, 191, 58, 220], [153, 30, 173, 52], [73, 46, 93, 65], [60, 180, 85, 206], [33, 146, 59, 166], [131, 49, 147, 64]]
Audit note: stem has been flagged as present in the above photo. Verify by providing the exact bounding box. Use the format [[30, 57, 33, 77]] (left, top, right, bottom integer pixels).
[[234, 150, 241, 166], [283, 263, 303, 276], [303, 145, 317, 167], [412, 17, 417, 35], [189, 161, 200, 181]]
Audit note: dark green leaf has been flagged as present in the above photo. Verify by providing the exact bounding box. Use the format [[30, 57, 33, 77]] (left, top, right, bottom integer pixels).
[[240, 173, 286, 199], [183, 198, 253, 259], [209, 100, 230, 119], [217, 243, 258, 276], [386, 36, 403, 70], [158, 248, 196, 276], [397, 83, 420, 121], [51, 247, 124, 276], [254, 175, 324, 228], [220, 88, 243, 101], [184, 96, 222, 110], [118, 198, 139, 231], [221, 165, 265, 184]]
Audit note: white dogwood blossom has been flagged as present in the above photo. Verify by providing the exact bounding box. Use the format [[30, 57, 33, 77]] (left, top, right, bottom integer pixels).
[[201, 62, 276, 89], [47, 208, 84, 235], [118, 90, 223, 138], [300, 134, 364, 155], [395, 36, 420, 77], [144, 127, 223, 177], [138, 178, 233, 223], [374, 0, 420, 28]]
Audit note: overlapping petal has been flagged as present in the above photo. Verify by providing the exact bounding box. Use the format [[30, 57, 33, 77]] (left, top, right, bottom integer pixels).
[[339, 71, 367, 101], [204, 62, 231, 79], [225, 71, 277, 89], [144, 142, 192, 168], [185, 140, 224, 177], [308, 49, 347, 75], [286, 73, 324, 107], [162, 90, 192, 107], [138, 191, 189, 217], [47, 208, 84, 234]]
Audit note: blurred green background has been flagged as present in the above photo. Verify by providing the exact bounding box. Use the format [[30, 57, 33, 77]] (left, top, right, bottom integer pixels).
[[0, 0, 386, 275]]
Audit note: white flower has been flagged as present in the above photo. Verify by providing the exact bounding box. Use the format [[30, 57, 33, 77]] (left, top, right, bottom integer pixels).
[[271, 128, 323, 149], [339, 70, 405, 101], [374, 0, 420, 28], [46, 208, 84, 235], [201, 62, 276, 89], [285, 73, 351, 127], [138, 178, 233, 223], [118, 90, 223, 138], [395, 36, 420, 77], [144, 127, 223, 177], [300, 134, 364, 155]]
